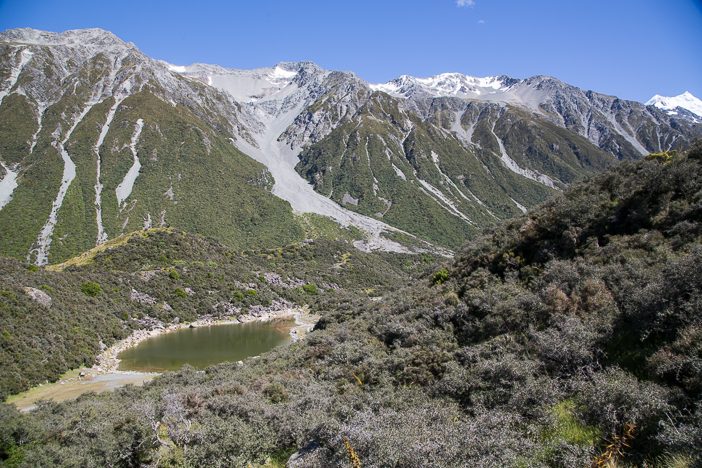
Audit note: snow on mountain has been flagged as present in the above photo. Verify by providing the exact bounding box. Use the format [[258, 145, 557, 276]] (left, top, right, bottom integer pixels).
[[1, 28, 700, 262], [0, 28, 252, 137], [370, 73, 514, 99], [646, 91, 702, 119], [373, 72, 702, 158], [164, 62, 313, 103], [0, 28, 424, 258]]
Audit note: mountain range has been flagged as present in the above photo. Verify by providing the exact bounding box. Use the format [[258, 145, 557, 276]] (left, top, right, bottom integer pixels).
[[1, 28, 700, 264], [1, 26, 701, 467]]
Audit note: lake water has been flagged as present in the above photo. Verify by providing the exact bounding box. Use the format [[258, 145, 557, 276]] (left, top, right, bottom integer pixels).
[[117, 320, 293, 372]]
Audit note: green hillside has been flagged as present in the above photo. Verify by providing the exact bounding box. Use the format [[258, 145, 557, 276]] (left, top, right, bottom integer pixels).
[[296, 92, 619, 249], [1, 144, 700, 467], [0, 86, 305, 263]]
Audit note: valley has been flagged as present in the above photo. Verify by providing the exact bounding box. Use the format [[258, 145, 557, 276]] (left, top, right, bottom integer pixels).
[[0, 142, 699, 466], [0, 25, 701, 468]]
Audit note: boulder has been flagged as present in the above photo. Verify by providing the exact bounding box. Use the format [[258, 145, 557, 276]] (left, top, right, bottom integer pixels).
[[23, 287, 52, 308]]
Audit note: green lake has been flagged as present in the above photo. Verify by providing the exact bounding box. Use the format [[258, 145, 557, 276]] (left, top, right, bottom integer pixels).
[[117, 320, 293, 372]]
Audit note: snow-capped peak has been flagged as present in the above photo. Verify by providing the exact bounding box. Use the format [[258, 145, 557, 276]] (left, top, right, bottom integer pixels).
[[370, 72, 512, 98], [162, 61, 324, 103], [166, 63, 188, 73], [270, 65, 297, 80], [646, 91, 702, 118]]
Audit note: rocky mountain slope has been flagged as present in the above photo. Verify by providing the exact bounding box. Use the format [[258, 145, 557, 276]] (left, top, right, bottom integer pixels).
[[1, 28, 700, 261], [0, 28, 311, 264], [372, 73, 702, 157]]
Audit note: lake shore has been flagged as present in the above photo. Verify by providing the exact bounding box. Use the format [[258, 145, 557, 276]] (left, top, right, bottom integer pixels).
[[8, 305, 318, 411], [95, 305, 316, 374]]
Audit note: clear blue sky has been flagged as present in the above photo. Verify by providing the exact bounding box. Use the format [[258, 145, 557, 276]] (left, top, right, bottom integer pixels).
[[1, 0, 700, 102]]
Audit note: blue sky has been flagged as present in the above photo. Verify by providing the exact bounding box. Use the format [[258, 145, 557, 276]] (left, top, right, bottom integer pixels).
[[1, 0, 700, 102]]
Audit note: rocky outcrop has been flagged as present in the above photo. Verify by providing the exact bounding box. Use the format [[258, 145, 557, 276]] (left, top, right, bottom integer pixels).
[[23, 286, 51, 308], [130, 288, 156, 305], [263, 272, 305, 289]]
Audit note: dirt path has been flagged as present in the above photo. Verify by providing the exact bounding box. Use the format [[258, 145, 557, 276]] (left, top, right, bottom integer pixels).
[[7, 369, 157, 412]]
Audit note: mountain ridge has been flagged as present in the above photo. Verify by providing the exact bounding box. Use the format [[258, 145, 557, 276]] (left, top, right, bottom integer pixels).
[[1, 27, 700, 263]]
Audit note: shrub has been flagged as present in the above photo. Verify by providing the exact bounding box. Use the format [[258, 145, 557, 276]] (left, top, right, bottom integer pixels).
[[263, 382, 288, 403], [302, 283, 318, 295], [174, 288, 188, 298], [80, 281, 102, 297], [432, 268, 449, 285], [232, 290, 245, 301]]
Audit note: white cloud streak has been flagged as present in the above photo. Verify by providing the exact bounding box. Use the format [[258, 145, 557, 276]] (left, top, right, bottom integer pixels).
[[456, 0, 476, 7]]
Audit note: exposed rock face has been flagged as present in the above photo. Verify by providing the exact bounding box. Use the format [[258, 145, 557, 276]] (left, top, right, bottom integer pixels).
[[372, 72, 702, 159], [137, 270, 159, 282], [23, 286, 51, 308], [212, 301, 241, 316], [262, 272, 305, 289], [247, 299, 295, 319], [130, 288, 156, 305]]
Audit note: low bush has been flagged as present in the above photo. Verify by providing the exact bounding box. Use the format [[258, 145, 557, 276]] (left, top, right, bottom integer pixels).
[[80, 281, 102, 296]]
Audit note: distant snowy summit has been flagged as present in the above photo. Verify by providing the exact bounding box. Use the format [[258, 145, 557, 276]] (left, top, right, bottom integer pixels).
[[369, 73, 516, 99], [375, 73, 702, 124], [646, 91, 702, 120]]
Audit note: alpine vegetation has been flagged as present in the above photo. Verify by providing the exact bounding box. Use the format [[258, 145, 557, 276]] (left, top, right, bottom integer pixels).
[[0, 141, 700, 467]]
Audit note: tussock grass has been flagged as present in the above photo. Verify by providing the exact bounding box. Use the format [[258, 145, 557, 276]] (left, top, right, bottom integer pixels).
[[46, 227, 172, 271]]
